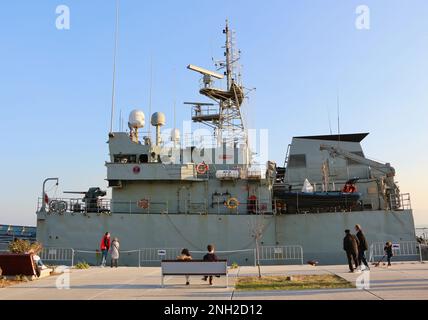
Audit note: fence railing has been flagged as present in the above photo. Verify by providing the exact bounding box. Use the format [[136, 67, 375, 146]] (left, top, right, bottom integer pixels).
[[258, 245, 304, 265], [398, 193, 412, 210], [369, 241, 422, 263], [21, 246, 304, 267], [37, 198, 272, 215], [39, 247, 75, 267]]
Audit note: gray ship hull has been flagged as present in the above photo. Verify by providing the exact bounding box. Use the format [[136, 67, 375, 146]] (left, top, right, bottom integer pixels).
[[36, 209, 416, 266]]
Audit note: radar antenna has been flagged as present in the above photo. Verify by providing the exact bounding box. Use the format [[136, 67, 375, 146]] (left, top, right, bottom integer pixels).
[[187, 20, 248, 147]]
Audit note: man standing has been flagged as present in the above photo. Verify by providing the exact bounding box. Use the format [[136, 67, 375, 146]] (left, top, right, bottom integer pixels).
[[100, 232, 111, 267], [355, 224, 370, 270], [343, 230, 360, 273]]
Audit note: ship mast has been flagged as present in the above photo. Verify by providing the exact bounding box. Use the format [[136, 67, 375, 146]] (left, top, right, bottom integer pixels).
[[224, 20, 232, 89], [185, 20, 248, 147], [218, 19, 246, 147], [187, 20, 247, 147]]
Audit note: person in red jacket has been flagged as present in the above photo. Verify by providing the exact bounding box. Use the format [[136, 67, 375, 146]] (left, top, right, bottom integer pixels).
[[100, 232, 111, 267]]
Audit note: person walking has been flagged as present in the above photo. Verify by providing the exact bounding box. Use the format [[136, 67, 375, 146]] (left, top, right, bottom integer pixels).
[[100, 232, 111, 267], [343, 230, 360, 273], [384, 241, 393, 267], [110, 237, 120, 268], [177, 248, 192, 285], [355, 224, 370, 270], [202, 244, 219, 285]]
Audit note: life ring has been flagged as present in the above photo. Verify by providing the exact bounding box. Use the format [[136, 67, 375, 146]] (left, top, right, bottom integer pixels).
[[133, 166, 141, 174], [196, 162, 209, 175], [138, 199, 149, 209], [226, 197, 240, 209]]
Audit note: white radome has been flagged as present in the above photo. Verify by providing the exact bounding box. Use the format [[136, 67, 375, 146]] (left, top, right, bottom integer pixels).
[[151, 112, 166, 127], [129, 110, 145, 129]]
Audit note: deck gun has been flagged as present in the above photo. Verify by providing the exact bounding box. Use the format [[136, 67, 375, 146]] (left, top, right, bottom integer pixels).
[[64, 187, 107, 213]]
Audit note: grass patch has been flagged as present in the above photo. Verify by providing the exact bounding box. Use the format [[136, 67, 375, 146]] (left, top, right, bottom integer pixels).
[[74, 261, 90, 269], [235, 275, 354, 291], [230, 262, 239, 270]]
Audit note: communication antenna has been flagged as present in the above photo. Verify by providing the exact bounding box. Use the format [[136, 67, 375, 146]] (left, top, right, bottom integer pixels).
[[173, 68, 177, 129], [109, 0, 120, 133], [148, 55, 153, 139], [337, 93, 341, 145], [327, 107, 332, 135], [118, 109, 122, 132]]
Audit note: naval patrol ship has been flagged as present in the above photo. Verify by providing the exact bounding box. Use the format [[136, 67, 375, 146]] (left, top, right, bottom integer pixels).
[[35, 21, 416, 266]]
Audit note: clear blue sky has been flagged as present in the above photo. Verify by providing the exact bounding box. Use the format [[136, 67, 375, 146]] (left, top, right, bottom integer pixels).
[[0, 0, 427, 226]]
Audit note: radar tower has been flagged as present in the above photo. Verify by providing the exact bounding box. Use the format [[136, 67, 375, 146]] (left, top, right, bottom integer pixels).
[[187, 20, 247, 147]]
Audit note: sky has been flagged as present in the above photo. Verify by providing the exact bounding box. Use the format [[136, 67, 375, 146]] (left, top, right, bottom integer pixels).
[[0, 0, 427, 227]]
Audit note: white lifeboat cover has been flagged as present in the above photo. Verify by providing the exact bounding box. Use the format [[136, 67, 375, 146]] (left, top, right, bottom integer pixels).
[[301, 179, 314, 193]]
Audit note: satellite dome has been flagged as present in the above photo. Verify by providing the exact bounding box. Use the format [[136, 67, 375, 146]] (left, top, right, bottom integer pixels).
[[151, 112, 166, 126], [129, 110, 145, 129]]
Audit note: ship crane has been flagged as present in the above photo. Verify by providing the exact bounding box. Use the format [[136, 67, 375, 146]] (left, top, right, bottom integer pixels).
[[320, 144, 401, 210]]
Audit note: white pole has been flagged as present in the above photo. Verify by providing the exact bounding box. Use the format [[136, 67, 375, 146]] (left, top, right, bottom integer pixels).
[[109, 0, 119, 133]]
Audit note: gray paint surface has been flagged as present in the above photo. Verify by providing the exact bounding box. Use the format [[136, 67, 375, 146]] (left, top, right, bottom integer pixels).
[[37, 209, 415, 266]]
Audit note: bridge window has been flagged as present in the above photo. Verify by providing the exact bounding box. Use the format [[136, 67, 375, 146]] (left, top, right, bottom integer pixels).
[[139, 154, 149, 163], [114, 154, 137, 164], [288, 154, 306, 168]]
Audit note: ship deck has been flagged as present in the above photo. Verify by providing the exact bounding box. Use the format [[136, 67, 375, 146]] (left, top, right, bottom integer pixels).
[[1, 262, 427, 300]]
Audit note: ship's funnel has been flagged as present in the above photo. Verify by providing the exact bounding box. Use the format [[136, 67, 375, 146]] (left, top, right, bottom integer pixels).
[[151, 112, 166, 146]]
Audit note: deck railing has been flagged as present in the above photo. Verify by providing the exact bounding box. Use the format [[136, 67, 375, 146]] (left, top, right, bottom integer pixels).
[[37, 198, 271, 215]]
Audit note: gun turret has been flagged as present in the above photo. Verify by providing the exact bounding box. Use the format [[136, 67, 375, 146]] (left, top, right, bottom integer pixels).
[[64, 188, 107, 213]]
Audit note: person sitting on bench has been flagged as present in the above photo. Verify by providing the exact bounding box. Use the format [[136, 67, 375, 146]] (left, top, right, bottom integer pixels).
[[202, 244, 219, 285], [26, 249, 48, 276], [177, 248, 192, 285]]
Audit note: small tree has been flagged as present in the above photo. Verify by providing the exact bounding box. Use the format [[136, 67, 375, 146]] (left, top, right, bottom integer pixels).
[[249, 216, 265, 278], [8, 239, 43, 254]]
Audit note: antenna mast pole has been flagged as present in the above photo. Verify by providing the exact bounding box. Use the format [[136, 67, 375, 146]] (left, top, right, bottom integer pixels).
[[109, 0, 119, 133], [224, 19, 232, 90]]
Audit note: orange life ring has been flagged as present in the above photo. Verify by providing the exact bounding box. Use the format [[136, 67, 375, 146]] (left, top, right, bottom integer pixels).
[[196, 162, 209, 175], [138, 199, 149, 209], [226, 197, 240, 209]]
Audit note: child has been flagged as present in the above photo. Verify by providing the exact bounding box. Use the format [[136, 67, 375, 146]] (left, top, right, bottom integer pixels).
[[177, 248, 192, 285], [384, 241, 393, 267]]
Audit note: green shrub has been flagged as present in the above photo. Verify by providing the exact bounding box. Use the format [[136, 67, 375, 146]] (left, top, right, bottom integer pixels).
[[231, 262, 239, 269]]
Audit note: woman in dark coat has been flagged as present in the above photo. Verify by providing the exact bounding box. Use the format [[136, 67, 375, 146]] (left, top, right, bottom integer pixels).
[[177, 248, 192, 285], [355, 225, 370, 270]]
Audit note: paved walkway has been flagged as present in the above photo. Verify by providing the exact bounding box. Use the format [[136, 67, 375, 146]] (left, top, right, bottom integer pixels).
[[0, 263, 427, 300]]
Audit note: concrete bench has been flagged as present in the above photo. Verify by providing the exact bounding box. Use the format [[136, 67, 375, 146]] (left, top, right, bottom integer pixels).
[[0, 253, 52, 280], [161, 260, 228, 288]]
